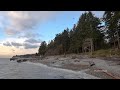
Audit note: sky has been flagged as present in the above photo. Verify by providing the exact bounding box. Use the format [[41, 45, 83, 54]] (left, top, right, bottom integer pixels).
[[0, 11, 104, 58]]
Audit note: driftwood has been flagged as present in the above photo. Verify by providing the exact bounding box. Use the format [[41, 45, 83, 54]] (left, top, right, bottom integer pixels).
[[89, 61, 95, 67]]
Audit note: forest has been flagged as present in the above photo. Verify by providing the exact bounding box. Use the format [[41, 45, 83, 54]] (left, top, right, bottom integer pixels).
[[38, 11, 120, 57]]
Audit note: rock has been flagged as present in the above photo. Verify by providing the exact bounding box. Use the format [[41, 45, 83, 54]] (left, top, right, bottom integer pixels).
[[17, 60, 22, 63], [10, 58, 13, 60], [90, 63, 95, 67], [17, 59, 28, 63], [10, 57, 17, 61], [71, 56, 77, 59], [52, 61, 55, 64], [22, 59, 27, 62], [89, 61, 95, 67], [74, 60, 80, 62], [55, 58, 59, 60]]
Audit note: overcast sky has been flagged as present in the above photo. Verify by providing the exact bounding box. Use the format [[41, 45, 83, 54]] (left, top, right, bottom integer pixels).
[[0, 11, 104, 58]]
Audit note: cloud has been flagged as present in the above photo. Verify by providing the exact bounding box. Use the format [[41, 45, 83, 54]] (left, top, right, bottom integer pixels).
[[3, 41, 11, 46], [0, 11, 104, 37], [2, 37, 25, 48], [0, 11, 59, 36], [3, 41, 39, 49], [2, 37, 41, 49], [23, 43, 39, 49], [5, 29, 19, 35], [18, 32, 42, 38], [3, 41, 23, 48], [25, 38, 41, 44], [11, 42, 23, 48]]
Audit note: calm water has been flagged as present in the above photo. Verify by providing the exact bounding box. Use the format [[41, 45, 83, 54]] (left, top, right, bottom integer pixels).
[[0, 58, 98, 79]]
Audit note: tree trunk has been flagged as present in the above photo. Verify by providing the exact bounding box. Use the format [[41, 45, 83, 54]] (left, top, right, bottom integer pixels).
[[114, 40, 116, 49], [82, 46, 84, 53], [90, 38, 94, 55], [117, 31, 120, 49]]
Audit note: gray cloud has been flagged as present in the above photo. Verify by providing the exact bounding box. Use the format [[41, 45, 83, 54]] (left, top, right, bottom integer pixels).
[[3, 40, 40, 49], [11, 42, 23, 47], [23, 43, 39, 49], [25, 38, 41, 44], [3, 41, 11, 46]]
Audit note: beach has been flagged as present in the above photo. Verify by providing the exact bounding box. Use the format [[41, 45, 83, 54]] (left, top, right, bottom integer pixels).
[[0, 58, 98, 79], [10, 54, 120, 79]]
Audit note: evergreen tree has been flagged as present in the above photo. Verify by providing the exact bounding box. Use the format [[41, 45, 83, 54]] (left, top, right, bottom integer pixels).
[[61, 28, 70, 54], [38, 41, 47, 56], [104, 11, 120, 49], [39, 11, 106, 55]]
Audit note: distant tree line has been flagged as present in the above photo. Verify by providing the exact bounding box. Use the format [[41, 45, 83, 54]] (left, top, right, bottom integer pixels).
[[38, 11, 120, 56]]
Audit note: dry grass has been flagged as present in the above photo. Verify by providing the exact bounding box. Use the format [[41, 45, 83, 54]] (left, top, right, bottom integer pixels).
[[90, 49, 120, 58]]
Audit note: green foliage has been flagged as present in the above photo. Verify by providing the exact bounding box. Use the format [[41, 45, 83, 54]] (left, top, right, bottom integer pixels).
[[38, 41, 47, 56], [70, 11, 105, 52], [38, 11, 107, 56], [104, 11, 120, 44]]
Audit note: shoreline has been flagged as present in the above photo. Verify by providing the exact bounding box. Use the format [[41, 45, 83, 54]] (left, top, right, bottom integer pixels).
[[24, 61, 100, 79], [10, 54, 120, 79]]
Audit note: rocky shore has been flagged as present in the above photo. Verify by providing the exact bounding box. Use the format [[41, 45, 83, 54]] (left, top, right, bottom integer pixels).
[[10, 54, 120, 79]]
